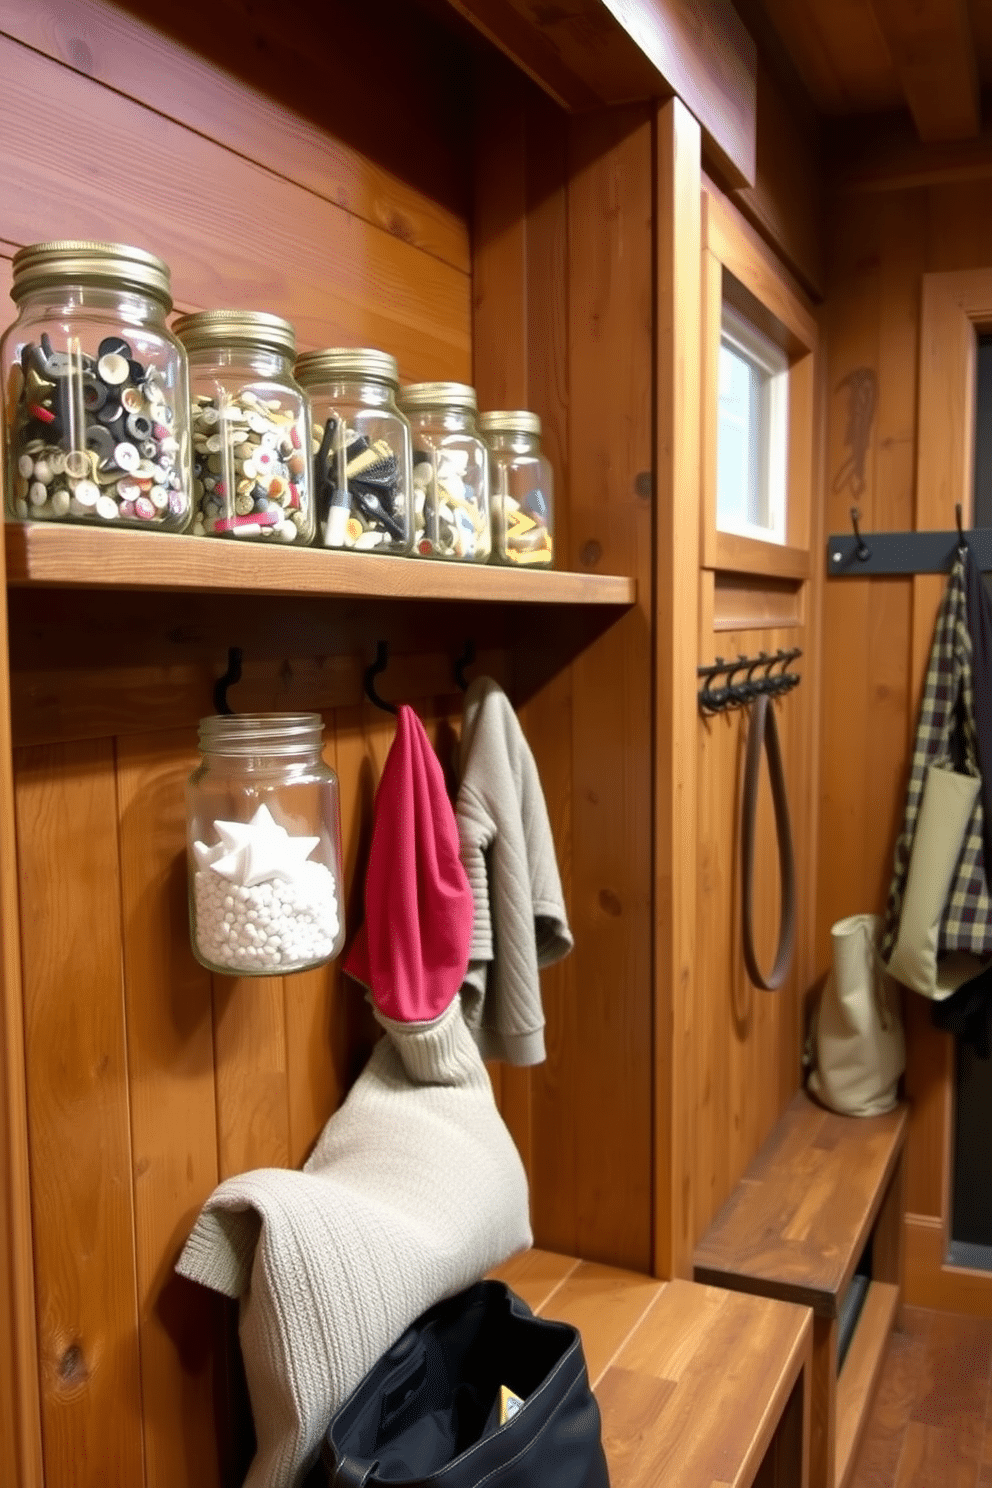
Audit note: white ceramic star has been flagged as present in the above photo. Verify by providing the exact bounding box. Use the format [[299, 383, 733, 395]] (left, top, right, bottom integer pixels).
[[205, 804, 321, 887]]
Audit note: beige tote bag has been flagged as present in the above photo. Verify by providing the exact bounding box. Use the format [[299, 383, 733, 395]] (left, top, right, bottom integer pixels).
[[808, 914, 905, 1118], [887, 763, 988, 999]]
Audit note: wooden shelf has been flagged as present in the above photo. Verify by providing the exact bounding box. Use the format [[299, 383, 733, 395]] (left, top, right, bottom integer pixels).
[[4, 523, 635, 608]]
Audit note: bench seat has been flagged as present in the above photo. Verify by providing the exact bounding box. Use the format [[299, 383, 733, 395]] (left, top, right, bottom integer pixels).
[[692, 1090, 909, 1488], [491, 1249, 812, 1488]]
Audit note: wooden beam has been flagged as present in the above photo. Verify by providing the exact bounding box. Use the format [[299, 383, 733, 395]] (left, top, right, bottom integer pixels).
[[654, 96, 702, 1279], [443, 0, 757, 187], [867, 0, 980, 142]]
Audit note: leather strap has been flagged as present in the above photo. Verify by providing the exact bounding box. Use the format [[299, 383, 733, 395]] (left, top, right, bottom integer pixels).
[[741, 693, 796, 991], [333, 1456, 379, 1488]]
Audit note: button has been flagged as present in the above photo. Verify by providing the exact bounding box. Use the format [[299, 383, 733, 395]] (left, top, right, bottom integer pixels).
[[95, 495, 119, 521], [98, 336, 133, 361], [97, 352, 130, 385], [64, 450, 90, 479], [82, 376, 108, 412], [73, 480, 100, 508], [113, 443, 141, 472]]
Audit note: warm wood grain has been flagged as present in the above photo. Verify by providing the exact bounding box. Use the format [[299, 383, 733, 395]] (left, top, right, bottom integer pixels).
[[732, 54, 826, 301], [4, 525, 635, 608], [596, 1278, 812, 1488], [866, 0, 980, 142], [0, 478, 42, 1488], [115, 730, 223, 1488], [487, 1249, 580, 1313], [441, 0, 758, 187], [713, 573, 804, 631], [655, 96, 702, 1281], [903, 1213, 992, 1315], [693, 1091, 909, 1314], [835, 1282, 900, 1488], [524, 103, 653, 1271], [756, 0, 901, 116], [14, 740, 144, 1488], [0, 0, 470, 274], [0, 34, 471, 379], [538, 1261, 664, 1387]]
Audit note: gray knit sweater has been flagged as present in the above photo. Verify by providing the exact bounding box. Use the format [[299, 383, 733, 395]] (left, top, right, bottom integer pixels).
[[456, 677, 573, 1065], [175, 1000, 531, 1488]]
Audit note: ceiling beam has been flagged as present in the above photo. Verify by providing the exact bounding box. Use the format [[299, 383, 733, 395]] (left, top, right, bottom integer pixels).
[[867, 0, 980, 141]]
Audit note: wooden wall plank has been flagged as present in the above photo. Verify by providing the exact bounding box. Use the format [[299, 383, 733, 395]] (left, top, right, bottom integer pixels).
[[0, 34, 471, 380], [0, 0, 470, 274], [527, 103, 653, 1271], [655, 97, 702, 1279], [116, 729, 223, 1488], [0, 482, 42, 1488], [14, 739, 144, 1488]]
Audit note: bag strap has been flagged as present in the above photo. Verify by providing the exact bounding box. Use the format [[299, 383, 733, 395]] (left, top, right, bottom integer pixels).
[[333, 1456, 379, 1488], [741, 693, 797, 991]]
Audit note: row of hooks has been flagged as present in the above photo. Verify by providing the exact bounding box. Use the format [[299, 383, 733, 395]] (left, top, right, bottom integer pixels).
[[849, 502, 969, 564], [213, 641, 477, 716], [697, 648, 802, 715]]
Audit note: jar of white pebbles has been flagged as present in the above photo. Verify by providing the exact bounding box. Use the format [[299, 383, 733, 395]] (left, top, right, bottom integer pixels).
[[186, 713, 344, 976]]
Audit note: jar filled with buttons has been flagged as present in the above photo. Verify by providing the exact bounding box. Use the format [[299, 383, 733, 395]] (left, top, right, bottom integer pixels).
[[479, 411, 554, 568], [186, 713, 345, 976], [174, 310, 314, 544], [1, 240, 192, 529], [295, 347, 414, 555], [396, 382, 491, 562]]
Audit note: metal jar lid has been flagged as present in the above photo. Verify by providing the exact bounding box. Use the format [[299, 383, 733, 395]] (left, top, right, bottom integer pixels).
[[295, 348, 399, 388], [398, 381, 478, 414], [11, 240, 173, 310], [174, 310, 297, 359], [478, 410, 542, 438]]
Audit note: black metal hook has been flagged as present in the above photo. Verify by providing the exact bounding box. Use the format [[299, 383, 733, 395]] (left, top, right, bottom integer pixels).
[[364, 640, 398, 715], [851, 506, 871, 562], [454, 638, 476, 692], [214, 646, 243, 716], [956, 502, 968, 555]]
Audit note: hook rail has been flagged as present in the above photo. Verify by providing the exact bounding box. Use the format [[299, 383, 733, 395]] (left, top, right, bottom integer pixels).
[[698, 649, 802, 714]]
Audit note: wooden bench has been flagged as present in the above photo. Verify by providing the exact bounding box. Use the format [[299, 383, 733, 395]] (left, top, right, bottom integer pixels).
[[692, 1090, 909, 1488], [491, 1249, 812, 1488]]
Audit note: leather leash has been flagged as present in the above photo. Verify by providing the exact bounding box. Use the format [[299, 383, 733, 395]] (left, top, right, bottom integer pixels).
[[741, 693, 797, 991]]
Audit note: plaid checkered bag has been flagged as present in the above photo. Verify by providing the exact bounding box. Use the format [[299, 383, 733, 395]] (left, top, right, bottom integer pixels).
[[881, 555, 992, 961]]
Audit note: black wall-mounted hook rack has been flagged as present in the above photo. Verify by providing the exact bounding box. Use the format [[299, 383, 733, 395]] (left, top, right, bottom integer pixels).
[[698, 648, 802, 714], [827, 508, 992, 576]]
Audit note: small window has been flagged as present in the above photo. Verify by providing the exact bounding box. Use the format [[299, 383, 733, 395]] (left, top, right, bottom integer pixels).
[[716, 302, 788, 545]]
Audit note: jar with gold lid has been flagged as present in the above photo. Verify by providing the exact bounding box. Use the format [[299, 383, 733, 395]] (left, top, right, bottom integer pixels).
[[175, 310, 313, 544], [186, 712, 345, 976], [397, 381, 490, 562], [1, 240, 192, 529], [295, 348, 413, 555], [479, 410, 554, 567]]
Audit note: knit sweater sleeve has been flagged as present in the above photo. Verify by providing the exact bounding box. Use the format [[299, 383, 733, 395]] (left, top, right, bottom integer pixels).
[[456, 781, 496, 966]]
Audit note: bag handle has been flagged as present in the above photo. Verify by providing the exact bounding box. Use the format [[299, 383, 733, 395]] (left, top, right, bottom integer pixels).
[[741, 693, 797, 991], [333, 1456, 379, 1488]]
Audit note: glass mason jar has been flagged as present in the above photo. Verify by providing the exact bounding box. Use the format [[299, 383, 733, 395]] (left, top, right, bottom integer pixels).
[[479, 411, 554, 567], [398, 382, 490, 562], [174, 310, 313, 545], [186, 713, 345, 976], [295, 348, 413, 555], [2, 240, 192, 529]]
